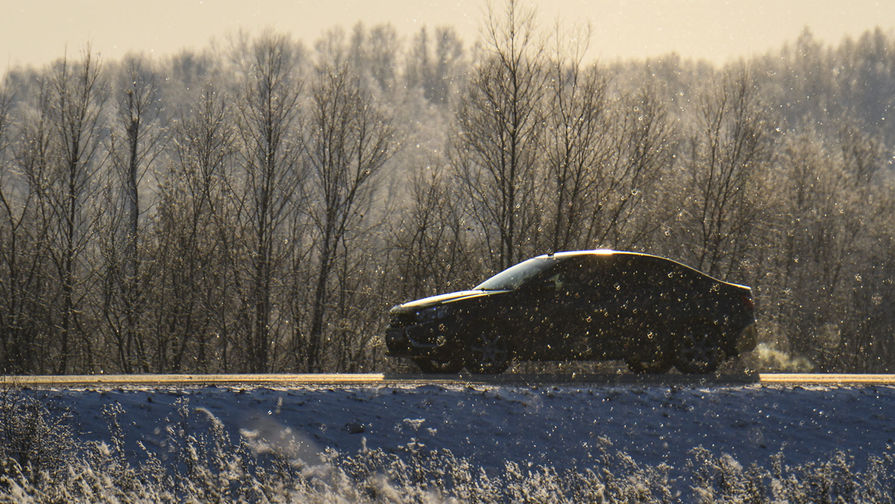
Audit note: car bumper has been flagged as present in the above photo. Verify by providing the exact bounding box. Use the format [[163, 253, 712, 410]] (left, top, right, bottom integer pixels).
[[735, 323, 758, 354], [385, 323, 448, 358]]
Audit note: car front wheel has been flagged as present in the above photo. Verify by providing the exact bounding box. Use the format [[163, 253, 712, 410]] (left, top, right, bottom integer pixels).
[[465, 330, 511, 374], [674, 326, 724, 374], [413, 358, 464, 374]]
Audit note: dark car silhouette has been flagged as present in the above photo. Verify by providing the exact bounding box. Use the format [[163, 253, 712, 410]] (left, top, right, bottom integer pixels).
[[386, 250, 757, 374]]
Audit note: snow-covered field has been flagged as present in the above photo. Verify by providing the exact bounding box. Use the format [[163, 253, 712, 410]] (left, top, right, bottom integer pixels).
[[4, 382, 895, 502], [41, 382, 895, 471]]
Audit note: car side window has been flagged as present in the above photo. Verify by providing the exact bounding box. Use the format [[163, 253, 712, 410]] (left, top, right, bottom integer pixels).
[[636, 257, 676, 300], [616, 261, 647, 299], [565, 261, 596, 298], [591, 256, 659, 303], [531, 258, 593, 299], [521, 264, 565, 296], [587, 256, 629, 300], [669, 266, 702, 300]]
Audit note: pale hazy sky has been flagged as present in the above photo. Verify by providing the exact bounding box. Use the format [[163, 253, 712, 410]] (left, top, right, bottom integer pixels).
[[2, 0, 894, 70]]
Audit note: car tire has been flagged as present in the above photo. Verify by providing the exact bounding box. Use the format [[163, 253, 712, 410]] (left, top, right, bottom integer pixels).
[[465, 330, 511, 374], [674, 326, 724, 374], [625, 332, 673, 374], [413, 358, 463, 374]]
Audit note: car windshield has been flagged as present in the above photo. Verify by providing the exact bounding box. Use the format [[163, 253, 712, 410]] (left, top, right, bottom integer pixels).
[[474, 257, 557, 291]]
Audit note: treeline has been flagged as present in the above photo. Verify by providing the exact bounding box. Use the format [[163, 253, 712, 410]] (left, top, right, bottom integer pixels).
[[0, 2, 893, 374]]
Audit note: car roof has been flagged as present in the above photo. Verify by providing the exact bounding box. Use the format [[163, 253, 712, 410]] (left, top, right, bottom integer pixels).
[[537, 248, 678, 263], [536, 249, 749, 289]]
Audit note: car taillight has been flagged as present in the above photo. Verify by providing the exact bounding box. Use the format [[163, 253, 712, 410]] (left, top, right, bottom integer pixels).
[[743, 292, 755, 311]]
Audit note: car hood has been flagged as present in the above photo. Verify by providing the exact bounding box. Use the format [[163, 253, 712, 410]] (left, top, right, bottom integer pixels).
[[391, 289, 506, 312]]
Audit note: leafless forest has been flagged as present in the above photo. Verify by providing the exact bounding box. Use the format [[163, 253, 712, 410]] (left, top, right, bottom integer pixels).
[[0, 3, 893, 375]]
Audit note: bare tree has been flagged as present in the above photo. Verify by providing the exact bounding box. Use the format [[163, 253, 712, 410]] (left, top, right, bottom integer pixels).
[[349, 23, 400, 93], [542, 29, 611, 251], [770, 130, 842, 363], [1, 77, 79, 374], [678, 66, 774, 279], [0, 78, 43, 373], [233, 33, 304, 372], [389, 161, 476, 301], [101, 56, 165, 372], [304, 59, 396, 371], [0, 81, 19, 370], [450, 0, 546, 270], [150, 82, 236, 372], [589, 84, 674, 250], [838, 121, 885, 185], [764, 125, 890, 371], [39, 50, 106, 373], [405, 27, 465, 104]]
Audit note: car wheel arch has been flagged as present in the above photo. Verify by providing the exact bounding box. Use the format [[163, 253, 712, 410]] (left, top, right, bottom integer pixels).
[[463, 324, 514, 374], [673, 319, 726, 374]]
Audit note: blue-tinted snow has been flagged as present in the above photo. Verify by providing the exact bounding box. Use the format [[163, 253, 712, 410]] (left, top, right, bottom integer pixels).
[[22, 384, 895, 473]]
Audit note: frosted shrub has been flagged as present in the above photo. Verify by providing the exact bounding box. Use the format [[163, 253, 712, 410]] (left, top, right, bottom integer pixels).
[[2, 397, 895, 503], [162, 398, 287, 502], [769, 449, 895, 503], [0, 390, 75, 487], [590, 440, 676, 504], [690, 446, 895, 504], [688, 446, 769, 504], [333, 441, 676, 503]]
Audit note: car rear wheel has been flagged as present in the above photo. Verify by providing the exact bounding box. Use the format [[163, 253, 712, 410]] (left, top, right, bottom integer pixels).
[[674, 326, 724, 374], [413, 358, 463, 374], [465, 330, 511, 374], [625, 332, 673, 374]]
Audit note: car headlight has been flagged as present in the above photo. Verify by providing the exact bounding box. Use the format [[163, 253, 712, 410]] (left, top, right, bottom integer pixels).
[[416, 305, 451, 322]]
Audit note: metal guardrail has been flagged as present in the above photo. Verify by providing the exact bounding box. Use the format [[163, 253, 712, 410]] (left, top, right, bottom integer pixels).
[[2, 373, 895, 387]]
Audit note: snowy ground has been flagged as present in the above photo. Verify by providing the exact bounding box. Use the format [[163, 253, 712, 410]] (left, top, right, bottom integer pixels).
[[24, 381, 895, 476]]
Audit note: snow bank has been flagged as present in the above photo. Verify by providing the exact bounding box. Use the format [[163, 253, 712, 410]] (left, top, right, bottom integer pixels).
[[4, 383, 895, 501], [20, 383, 895, 472]]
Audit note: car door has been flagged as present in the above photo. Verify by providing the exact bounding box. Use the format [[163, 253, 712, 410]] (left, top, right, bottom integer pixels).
[[534, 257, 601, 359], [598, 255, 687, 354], [496, 262, 561, 359], [583, 254, 658, 356]]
